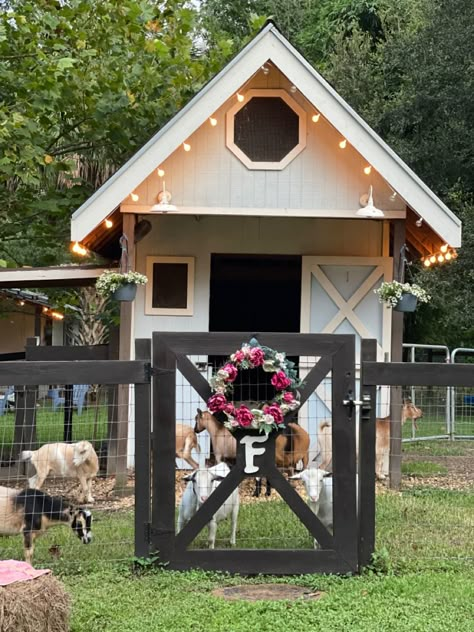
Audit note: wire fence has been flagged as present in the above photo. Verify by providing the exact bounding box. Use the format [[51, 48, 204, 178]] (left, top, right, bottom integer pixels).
[[0, 348, 472, 571]]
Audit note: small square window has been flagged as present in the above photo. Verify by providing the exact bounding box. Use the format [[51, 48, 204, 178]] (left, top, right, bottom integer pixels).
[[145, 256, 194, 315]]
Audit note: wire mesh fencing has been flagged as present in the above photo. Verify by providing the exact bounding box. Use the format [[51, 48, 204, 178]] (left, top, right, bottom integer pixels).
[[0, 383, 136, 567]]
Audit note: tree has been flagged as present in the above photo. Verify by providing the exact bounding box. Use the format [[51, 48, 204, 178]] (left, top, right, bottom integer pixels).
[[0, 0, 233, 267]]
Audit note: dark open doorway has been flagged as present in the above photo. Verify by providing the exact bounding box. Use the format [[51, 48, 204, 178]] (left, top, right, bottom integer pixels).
[[209, 254, 302, 333]]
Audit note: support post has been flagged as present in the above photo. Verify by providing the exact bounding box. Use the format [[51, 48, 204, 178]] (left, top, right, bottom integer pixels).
[[13, 338, 39, 461], [359, 339, 377, 569], [134, 338, 151, 559], [389, 219, 405, 489], [113, 213, 136, 492]]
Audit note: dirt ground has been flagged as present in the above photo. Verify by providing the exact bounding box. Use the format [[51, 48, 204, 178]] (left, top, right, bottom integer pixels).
[[34, 443, 474, 512]]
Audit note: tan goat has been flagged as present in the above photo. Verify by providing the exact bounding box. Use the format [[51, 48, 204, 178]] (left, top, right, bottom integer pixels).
[[176, 423, 201, 470]]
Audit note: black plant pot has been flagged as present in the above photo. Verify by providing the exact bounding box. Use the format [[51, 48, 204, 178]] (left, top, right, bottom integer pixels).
[[111, 283, 137, 302], [393, 292, 418, 312]]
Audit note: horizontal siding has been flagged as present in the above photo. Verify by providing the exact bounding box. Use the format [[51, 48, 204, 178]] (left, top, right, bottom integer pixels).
[[129, 69, 404, 213]]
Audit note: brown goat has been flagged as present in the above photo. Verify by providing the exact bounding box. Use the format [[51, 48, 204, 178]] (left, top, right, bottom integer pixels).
[[194, 409, 310, 497], [176, 423, 200, 470]]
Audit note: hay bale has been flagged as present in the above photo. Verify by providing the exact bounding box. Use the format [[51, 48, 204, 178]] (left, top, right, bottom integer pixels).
[[0, 574, 70, 632]]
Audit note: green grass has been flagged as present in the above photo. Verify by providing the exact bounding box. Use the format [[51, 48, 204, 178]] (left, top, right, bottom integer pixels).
[[403, 440, 473, 456], [401, 461, 449, 477], [1, 485, 473, 630], [62, 566, 474, 632], [0, 403, 108, 459]]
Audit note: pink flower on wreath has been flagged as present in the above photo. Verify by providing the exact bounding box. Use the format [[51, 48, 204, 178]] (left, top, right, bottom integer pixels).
[[271, 371, 292, 390], [264, 403, 284, 425], [207, 393, 227, 413], [224, 403, 236, 416], [282, 391, 295, 404], [232, 349, 245, 364], [222, 363, 238, 382], [249, 347, 265, 367], [235, 405, 253, 427]]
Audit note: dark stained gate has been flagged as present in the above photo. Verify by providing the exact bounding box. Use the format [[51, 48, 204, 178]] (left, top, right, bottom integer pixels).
[[149, 332, 365, 575]]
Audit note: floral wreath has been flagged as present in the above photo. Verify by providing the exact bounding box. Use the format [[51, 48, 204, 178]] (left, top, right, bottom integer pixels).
[[207, 338, 303, 434]]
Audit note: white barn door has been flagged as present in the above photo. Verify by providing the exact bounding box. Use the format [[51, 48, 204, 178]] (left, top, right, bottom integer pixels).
[[299, 256, 392, 461]]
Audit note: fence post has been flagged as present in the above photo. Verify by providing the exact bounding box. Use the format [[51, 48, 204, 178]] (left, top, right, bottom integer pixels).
[[13, 337, 39, 461], [134, 338, 151, 559], [359, 339, 377, 569]]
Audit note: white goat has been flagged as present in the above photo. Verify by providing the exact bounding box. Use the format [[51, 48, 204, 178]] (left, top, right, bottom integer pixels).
[[177, 462, 239, 549], [290, 468, 333, 548]]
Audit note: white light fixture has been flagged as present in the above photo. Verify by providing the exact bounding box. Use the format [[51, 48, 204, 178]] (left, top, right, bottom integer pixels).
[[157, 168, 165, 177], [357, 186, 385, 218], [415, 217, 423, 227], [236, 92, 244, 102], [389, 189, 397, 202], [261, 65, 270, 75], [311, 113, 320, 123], [363, 165, 372, 175], [150, 182, 177, 212], [290, 85, 297, 93], [339, 139, 347, 149], [183, 142, 191, 152], [209, 117, 217, 127], [130, 192, 139, 202]]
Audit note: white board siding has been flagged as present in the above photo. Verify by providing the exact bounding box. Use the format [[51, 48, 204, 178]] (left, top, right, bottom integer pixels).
[[125, 71, 404, 215]]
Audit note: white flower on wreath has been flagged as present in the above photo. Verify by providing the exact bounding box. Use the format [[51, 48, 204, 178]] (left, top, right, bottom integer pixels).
[[262, 413, 275, 425], [217, 369, 229, 379], [280, 403, 290, 414], [275, 353, 286, 363], [262, 359, 277, 372]]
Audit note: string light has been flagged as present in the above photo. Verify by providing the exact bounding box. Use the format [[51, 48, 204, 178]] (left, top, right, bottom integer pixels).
[[183, 142, 191, 152], [364, 165, 372, 175], [290, 85, 297, 93], [50, 311, 64, 320], [209, 117, 217, 127], [42, 307, 48, 313], [104, 219, 113, 229], [19, 300, 25, 306], [237, 93, 244, 102], [71, 242, 87, 256], [130, 192, 139, 202], [311, 113, 320, 123], [157, 168, 165, 177], [422, 247, 457, 268], [339, 139, 347, 149], [261, 65, 270, 75]]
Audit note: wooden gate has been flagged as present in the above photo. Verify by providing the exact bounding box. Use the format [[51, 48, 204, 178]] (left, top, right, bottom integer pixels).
[[148, 332, 367, 575]]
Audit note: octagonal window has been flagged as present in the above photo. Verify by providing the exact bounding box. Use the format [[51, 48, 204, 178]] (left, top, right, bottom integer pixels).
[[234, 97, 299, 162], [226, 89, 307, 170]]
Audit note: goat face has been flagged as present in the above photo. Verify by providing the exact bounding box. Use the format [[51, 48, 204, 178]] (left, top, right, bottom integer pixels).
[[70, 508, 93, 544], [194, 408, 206, 433], [184, 462, 230, 506], [403, 399, 423, 421], [290, 469, 330, 503]]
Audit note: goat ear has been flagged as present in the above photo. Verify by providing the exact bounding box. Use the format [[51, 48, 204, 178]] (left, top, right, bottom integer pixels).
[[322, 470, 332, 478], [184, 471, 197, 481], [289, 473, 302, 480], [196, 408, 203, 418]]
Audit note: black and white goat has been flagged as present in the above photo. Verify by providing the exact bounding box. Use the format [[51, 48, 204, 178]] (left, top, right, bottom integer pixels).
[[0, 486, 92, 564]]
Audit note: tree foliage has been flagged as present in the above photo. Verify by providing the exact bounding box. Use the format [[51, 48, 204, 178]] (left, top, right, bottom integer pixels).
[[0, 0, 232, 266]]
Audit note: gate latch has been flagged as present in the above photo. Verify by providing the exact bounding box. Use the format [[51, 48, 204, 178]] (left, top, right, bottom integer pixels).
[[342, 393, 372, 418]]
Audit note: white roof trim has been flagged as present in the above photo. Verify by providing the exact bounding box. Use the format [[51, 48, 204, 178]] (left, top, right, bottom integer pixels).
[[71, 23, 461, 247], [0, 266, 117, 288]]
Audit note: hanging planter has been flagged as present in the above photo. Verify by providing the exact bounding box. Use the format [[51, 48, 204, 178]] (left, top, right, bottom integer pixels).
[[374, 281, 430, 311], [95, 271, 148, 302], [393, 292, 418, 312]]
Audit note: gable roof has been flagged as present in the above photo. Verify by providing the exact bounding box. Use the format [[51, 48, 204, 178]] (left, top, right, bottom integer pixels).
[[71, 22, 461, 247]]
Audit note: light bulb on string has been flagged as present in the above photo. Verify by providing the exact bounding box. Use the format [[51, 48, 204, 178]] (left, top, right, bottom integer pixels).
[[130, 192, 139, 202], [438, 254, 445, 263], [237, 93, 244, 102], [104, 219, 113, 229], [183, 142, 191, 152], [290, 85, 297, 93], [364, 165, 372, 175], [423, 259, 431, 267], [445, 252, 452, 261], [157, 168, 165, 177], [430, 255, 436, 264], [209, 117, 217, 127], [440, 244, 448, 253], [339, 139, 347, 149], [311, 113, 320, 123]]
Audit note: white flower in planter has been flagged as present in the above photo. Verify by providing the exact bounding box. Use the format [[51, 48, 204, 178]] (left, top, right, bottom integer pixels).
[[95, 271, 148, 297], [374, 281, 431, 308]]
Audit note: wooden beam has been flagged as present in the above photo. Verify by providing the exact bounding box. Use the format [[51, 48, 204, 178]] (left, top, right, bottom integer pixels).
[[0, 361, 148, 385], [114, 213, 136, 491], [389, 219, 405, 490], [363, 362, 474, 387]]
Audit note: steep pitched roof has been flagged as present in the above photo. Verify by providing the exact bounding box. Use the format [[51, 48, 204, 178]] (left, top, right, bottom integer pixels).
[[71, 22, 461, 247]]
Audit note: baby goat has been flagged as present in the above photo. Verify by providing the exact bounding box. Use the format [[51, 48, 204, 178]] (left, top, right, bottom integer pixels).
[[0, 486, 92, 564], [177, 462, 239, 549], [290, 468, 333, 547]]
